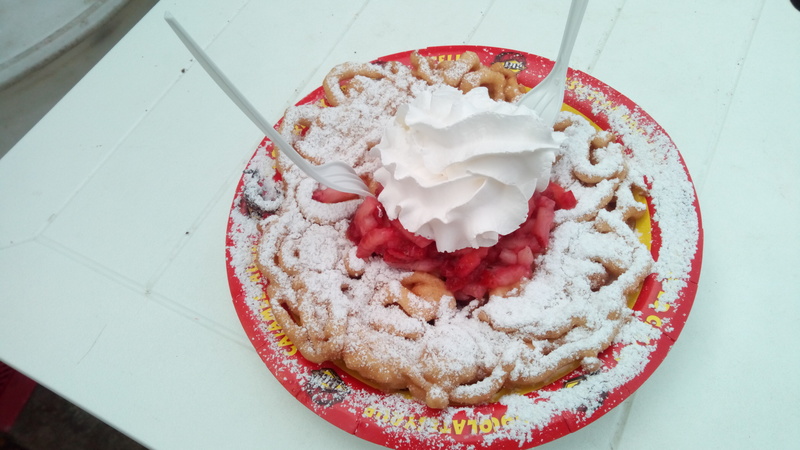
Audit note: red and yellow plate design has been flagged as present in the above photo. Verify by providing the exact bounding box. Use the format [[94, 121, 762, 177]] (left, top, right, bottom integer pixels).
[[225, 45, 703, 449]]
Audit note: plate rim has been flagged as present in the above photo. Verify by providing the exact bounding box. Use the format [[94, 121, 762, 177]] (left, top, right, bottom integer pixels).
[[225, 44, 704, 450]]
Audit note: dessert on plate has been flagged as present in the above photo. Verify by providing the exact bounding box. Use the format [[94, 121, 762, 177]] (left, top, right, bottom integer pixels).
[[245, 51, 654, 409]]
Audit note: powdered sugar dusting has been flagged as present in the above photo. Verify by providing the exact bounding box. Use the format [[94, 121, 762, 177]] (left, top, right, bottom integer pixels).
[[225, 48, 701, 449], [569, 76, 700, 307]]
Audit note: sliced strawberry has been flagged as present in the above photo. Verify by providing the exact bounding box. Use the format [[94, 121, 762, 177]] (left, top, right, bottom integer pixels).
[[345, 182, 574, 300], [555, 189, 577, 210], [498, 248, 518, 265], [532, 196, 556, 249], [390, 219, 434, 248], [349, 196, 382, 240], [527, 192, 540, 216], [356, 227, 394, 258], [542, 182, 577, 210], [517, 246, 535, 267], [345, 221, 361, 243], [445, 276, 468, 294], [527, 237, 544, 254], [458, 283, 488, 301], [480, 264, 531, 289], [407, 258, 444, 273], [497, 231, 533, 253], [312, 187, 360, 203], [453, 247, 489, 277], [386, 232, 429, 262]]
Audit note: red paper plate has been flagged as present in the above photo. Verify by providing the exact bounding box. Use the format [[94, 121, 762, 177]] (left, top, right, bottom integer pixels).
[[225, 45, 703, 449]]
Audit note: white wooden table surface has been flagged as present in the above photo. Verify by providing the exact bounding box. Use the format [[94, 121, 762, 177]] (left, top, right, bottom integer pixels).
[[1, 1, 798, 448]]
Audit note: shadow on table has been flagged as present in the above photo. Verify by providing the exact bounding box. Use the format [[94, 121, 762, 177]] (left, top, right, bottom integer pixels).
[[1, 384, 146, 450]]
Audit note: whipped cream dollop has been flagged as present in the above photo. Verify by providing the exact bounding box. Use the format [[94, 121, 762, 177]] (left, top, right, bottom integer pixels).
[[373, 85, 563, 252]]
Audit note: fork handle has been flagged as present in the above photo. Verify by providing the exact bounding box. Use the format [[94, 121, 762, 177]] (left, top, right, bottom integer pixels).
[[164, 13, 322, 182], [551, 0, 589, 77]]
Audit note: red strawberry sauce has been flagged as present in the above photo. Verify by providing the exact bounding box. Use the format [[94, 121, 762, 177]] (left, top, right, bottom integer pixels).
[[316, 182, 576, 301]]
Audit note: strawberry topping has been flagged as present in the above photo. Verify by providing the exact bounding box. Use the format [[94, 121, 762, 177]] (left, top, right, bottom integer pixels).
[[318, 182, 576, 301]]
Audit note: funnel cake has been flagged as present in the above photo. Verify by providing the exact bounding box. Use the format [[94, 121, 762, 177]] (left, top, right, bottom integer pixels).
[[252, 51, 653, 409]]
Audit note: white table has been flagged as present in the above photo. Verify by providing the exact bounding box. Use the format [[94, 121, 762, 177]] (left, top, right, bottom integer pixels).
[[0, 0, 130, 88], [2, 1, 798, 448]]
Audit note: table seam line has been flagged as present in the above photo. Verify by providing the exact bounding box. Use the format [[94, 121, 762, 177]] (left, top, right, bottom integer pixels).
[[33, 75, 186, 241], [0, 235, 38, 252], [31, 0, 252, 243], [695, 0, 767, 196], [35, 234, 149, 295], [32, 236, 252, 357], [142, 134, 261, 291], [35, 234, 255, 352], [75, 323, 109, 366], [464, 0, 497, 44], [609, 392, 636, 449], [146, 290, 255, 350], [584, 0, 627, 74], [141, 0, 375, 291], [276, 0, 372, 114]]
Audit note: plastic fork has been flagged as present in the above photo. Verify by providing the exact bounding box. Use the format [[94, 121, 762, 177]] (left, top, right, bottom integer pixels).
[[164, 12, 374, 198], [518, 0, 589, 126]]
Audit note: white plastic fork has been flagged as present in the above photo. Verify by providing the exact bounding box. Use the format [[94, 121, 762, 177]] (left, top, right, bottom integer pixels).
[[164, 12, 374, 198], [518, 0, 589, 126]]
